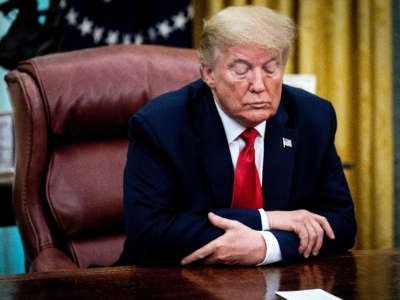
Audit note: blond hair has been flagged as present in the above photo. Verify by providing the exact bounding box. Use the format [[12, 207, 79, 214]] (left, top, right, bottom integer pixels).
[[198, 6, 296, 66]]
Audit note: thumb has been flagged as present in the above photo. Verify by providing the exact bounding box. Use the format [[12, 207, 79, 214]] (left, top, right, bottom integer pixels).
[[208, 212, 235, 230]]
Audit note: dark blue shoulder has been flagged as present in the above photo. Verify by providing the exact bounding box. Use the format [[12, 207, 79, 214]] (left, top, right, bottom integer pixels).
[[131, 79, 205, 120], [281, 84, 335, 127], [134, 79, 204, 117], [282, 84, 329, 104]]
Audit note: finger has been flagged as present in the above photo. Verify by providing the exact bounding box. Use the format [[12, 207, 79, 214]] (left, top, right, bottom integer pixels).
[[297, 227, 309, 255], [315, 215, 335, 240], [203, 253, 218, 265], [208, 212, 236, 231], [181, 242, 216, 265], [204, 253, 239, 266], [303, 222, 317, 259], [310, 220, 324, 256]]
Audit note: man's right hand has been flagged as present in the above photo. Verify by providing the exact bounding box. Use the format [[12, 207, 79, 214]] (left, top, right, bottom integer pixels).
[[266, 210, 335, 258], [181, 213, 266, 266]]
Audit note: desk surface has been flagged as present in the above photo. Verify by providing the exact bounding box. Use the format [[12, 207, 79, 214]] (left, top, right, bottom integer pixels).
[[0, 249, 399, 299]]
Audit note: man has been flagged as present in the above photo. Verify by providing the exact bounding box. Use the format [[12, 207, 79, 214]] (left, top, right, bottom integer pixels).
[[119, 6, 356, 266]]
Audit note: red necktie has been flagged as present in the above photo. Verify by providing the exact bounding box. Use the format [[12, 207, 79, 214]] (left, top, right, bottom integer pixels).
[[231, 128, 263, 209]]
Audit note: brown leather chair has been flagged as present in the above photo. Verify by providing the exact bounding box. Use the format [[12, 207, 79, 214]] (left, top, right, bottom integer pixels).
[[5, 44, 200, 272]]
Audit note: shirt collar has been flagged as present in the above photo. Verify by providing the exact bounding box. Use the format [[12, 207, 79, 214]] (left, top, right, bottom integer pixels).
[[214, 99, 266, 144]]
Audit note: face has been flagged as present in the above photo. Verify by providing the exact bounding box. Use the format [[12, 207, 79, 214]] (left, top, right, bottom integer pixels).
[[201, 44, 285, 128]]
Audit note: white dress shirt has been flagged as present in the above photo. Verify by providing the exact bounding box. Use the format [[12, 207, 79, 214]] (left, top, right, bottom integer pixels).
[[214, 100, 282, 265]]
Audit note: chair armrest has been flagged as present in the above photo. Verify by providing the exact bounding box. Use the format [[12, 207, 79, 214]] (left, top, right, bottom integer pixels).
[[31, 248, 79, 272]]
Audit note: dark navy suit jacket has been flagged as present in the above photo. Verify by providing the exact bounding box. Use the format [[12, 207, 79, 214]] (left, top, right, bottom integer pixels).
[[119, 79, 356, 266]]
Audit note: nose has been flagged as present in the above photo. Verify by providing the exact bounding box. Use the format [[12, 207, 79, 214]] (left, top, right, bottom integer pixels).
[[250, 68, 265, 93]]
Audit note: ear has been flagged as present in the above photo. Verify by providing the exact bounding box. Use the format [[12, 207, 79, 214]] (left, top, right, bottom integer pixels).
[[201, 64, 216, 89]]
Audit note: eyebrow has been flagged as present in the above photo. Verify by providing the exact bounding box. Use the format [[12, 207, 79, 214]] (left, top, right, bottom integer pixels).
[[263, 57, 278, 66]]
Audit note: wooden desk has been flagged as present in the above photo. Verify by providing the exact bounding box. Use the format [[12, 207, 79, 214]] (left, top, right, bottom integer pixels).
[[0, 249, 399, 299]]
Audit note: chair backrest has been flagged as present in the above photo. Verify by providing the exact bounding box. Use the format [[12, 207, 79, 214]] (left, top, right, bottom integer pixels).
[[5, 44, 200, 270]]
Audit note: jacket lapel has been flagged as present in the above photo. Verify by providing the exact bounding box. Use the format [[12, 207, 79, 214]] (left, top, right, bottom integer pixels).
[[193, 84, 234, 208], [262, 103, 298, 210]]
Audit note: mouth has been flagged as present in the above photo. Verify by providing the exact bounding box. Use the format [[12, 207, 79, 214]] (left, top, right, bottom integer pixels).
[[248, 102, 270, 109]]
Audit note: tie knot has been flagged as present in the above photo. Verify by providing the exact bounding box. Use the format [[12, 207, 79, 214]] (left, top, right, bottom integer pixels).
[[240, 128, 258, 145]]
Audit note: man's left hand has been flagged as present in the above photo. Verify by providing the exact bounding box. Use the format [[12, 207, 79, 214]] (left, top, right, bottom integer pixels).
[[181, 212, 266, 266]]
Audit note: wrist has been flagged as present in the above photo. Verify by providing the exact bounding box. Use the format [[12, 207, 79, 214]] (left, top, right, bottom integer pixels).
[[259, 209, 270, 230], [255, 231, 267, 265], [265, 211, 274, 229], [257, 231, 282, 265]]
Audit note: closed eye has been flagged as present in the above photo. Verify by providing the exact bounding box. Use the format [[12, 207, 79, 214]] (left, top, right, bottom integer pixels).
[[230, 61, 251, 76], [263, 60, 278, 74]]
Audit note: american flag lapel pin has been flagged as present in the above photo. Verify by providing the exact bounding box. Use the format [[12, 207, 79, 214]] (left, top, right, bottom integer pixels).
[[282, 137, 292, 148]]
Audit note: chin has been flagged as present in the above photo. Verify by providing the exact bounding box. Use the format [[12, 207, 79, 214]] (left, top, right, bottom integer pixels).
[[235, 108, 277, 127], [249, 111, 275, 125]]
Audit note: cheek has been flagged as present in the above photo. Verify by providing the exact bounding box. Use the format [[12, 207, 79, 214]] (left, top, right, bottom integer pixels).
[[272, 88, 282, 106], [267, 79, 283, 104], [221, 74, 242, 90], [218, 78, 249, 102]]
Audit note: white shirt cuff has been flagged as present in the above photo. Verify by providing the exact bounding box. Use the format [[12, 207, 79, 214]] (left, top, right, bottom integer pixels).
[[259, 209, 270, 230], [257, 231, 282, 265]]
